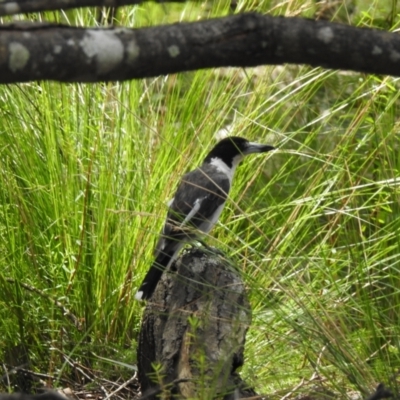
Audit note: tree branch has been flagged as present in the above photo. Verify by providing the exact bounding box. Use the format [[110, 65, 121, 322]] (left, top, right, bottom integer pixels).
[[0, 13, 399, 83]]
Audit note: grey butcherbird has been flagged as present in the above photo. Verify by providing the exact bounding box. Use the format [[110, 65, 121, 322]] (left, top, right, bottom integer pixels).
[[135, 136, 275, 301]]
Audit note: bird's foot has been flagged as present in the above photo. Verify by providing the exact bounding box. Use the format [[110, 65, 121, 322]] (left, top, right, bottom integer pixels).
[[191, 240, 227, 258]]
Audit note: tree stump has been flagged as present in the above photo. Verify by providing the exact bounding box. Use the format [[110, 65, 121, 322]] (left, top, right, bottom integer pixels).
[[137, 247, 258, 399]]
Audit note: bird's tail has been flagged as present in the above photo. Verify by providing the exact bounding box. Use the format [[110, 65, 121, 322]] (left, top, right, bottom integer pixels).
[[135, 251, 173, 301]]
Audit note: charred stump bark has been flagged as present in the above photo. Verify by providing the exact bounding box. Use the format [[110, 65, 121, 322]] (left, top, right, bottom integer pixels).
[[137, 247, 257, 399]]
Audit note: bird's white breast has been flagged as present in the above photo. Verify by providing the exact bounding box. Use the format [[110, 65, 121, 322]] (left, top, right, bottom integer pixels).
[[209, 156, 241, 184]]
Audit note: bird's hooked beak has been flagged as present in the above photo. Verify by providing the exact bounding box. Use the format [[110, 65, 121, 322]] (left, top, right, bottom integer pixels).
[[244, 142, 275, 155]]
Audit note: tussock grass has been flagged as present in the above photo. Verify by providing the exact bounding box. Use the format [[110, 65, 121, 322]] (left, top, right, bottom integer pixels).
[[0, 1, 399, 397]]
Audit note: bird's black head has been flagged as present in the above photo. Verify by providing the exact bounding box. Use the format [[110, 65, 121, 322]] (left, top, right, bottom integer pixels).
[[204, 136, 275, 168]]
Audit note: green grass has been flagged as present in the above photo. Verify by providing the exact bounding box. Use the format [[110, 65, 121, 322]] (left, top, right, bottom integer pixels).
[[0, 1, 400, 398]]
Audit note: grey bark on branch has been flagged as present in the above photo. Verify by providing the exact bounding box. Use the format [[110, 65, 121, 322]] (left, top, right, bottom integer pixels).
[[0, 0, 190, 17], [0, 13, 400, 83], [137, 247, 256, 399]]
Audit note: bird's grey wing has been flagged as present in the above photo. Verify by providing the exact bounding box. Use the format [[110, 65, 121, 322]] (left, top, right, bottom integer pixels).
[[169, 167, 230, 230], [154, 202, 201, 257], [154, 167, 230, 256]]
